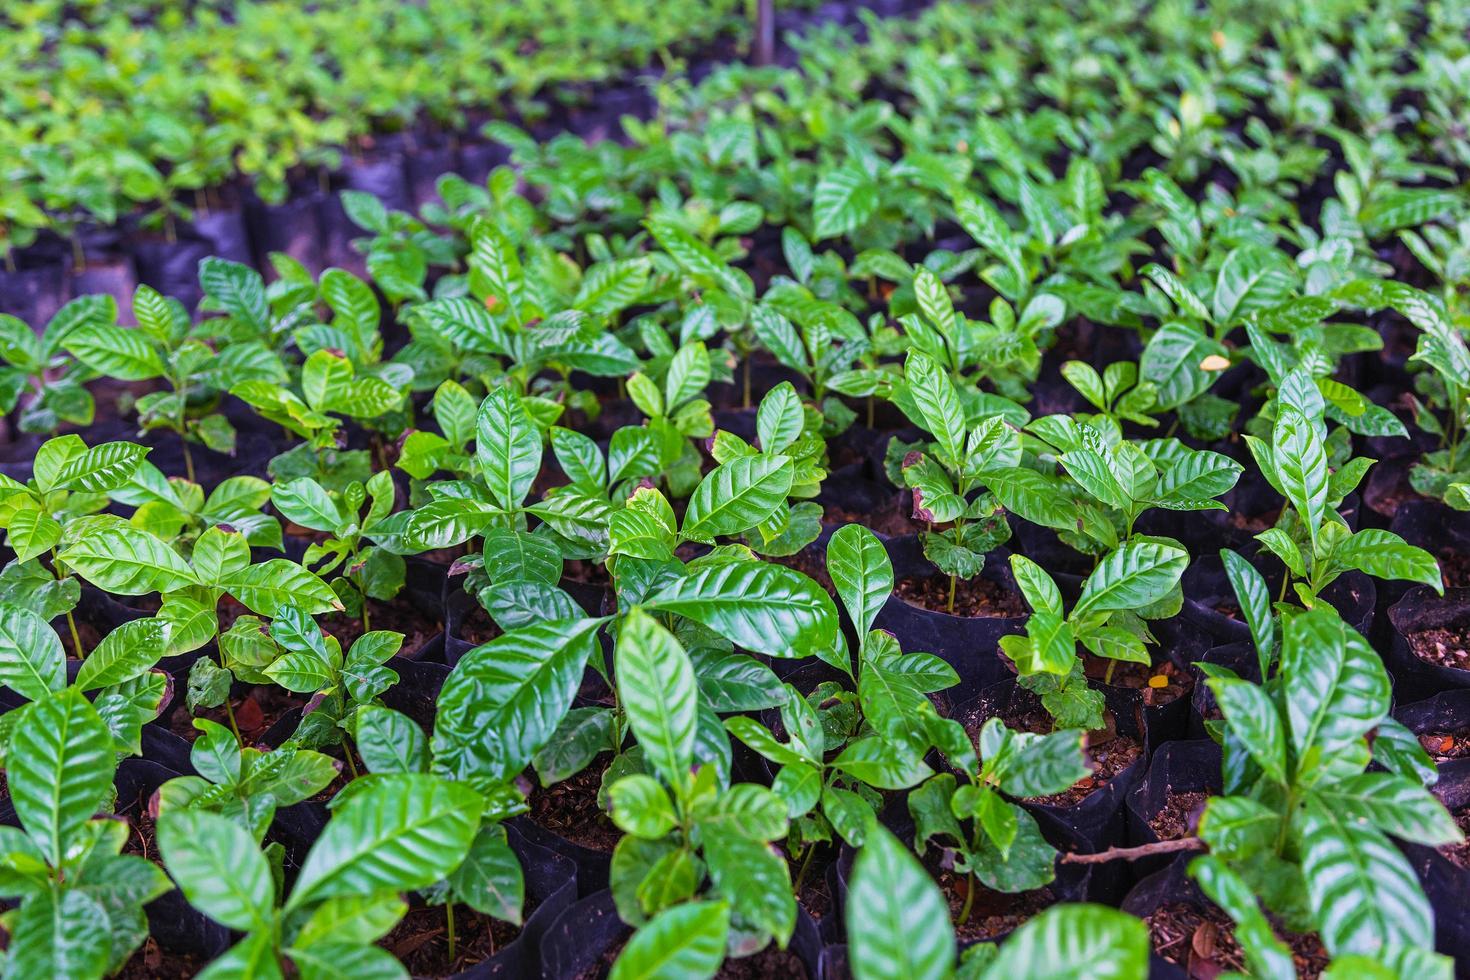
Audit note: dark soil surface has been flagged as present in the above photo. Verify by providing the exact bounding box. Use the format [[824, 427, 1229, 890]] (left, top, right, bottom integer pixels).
[[1418, 729, 1470, 762], [967, 705, 1142, 806], [1439, 806, 1470, 870], [170, 685, 306, 743], [897, 574, 1026, 617], [1148, 790, 1208, 841], [321, 598, 441, 656], [772, 547, 833, 595], [1147, 901, 1328, 978], [713, 944, 808, 978], [1407, 626, 1470, 671], [564, 559, 613, 589], [574, 937, 628, 980], [1227, 509, 1277, 534], [116, 939, 208, 979], [939, 868, 1056, 943], [824, 499, 913, 538], [527, 760, 620, 852], [381, 900, 530, 976], [1440, 550, 1470, 590], [1083, 655, 1191, 707], [453, 604, 503, 647], [120, 783, 160, 863]]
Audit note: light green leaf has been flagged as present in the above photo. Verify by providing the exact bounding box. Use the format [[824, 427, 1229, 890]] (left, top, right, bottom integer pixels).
[[847, 825, 953, 980]]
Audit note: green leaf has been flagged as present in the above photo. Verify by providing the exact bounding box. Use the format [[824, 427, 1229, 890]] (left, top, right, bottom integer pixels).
[[534, 707, 615, 785], [813, 164, 879, 239], [955, 193, 1024, 283], [609, 774, 678, 838], [609, 900, 730, 980], [293, 894, 405, 949], [353, 706, 428, 775], [914, 267, 958, 338], [6, 889, 112, 980], [1060, 449, 1131, 510], [831, 735, 932, 790], [681, 455, 794, 543], [1296, 797, 1433, 957], [846, 825, 953, 980], [1313, 773, 1462, 846], [980, 904, 1148, 979], [1280, 610, 1390, 766], [1072, 541, 1187, 619], [989, 468, 1080, 532], [199, 931, 285, 980], [1188, 856, 1295, 980], [647, 561, 837, 659], [60, 526, 198, 595], [476, 388, 542, 512], [287, 774, 481, 910], [828, 524, 893, 637], [51, 441, 148, 493], [1006, 612, 1074, 676], [645, 217, 753, 300], [199, 257, 269, 333], [62, 324, 165, 380], [1213, 245, 1296, 325], [906, 352, 966, 468], [0, 604, 65, 702], [1197, 795, 1278, 859], [1140, 326, 1223, 411], [287, 942, 403, 980], [8, 689, 114, 866], [756, 383, 805, 454], [431, 618, 600, 788], [321, 268, 380, 355], [1273, 407, 1329, 543], [157, 809, 273, 930], [272, 479, 343, 533], [75, 618, 169, 690], [218, 560, 341, 616], [449, 824, 524, 923], [703, 831, 795, 943], [1221, 549, 1274, 674], [190, 526, 252, 587], [616, 609, 698, 789], [1009, 555, 1063, 617], [1331, 529, 1442, 594], [6, 508, 62, 564], [1142, 263, 1211, 321], [991, 725, 1090, 798], [1208, 677, 1287, 783]]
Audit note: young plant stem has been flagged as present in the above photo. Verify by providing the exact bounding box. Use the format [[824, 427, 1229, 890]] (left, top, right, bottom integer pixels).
[[957, 871, 976, 925], [51, 552, 86, 659], [181, 432, 196, 484], [65, 608, 85, 659], [446, 902, 457, 964], [866, 395, 874, 429], [947, 573, 957, 614], [343, 741, 360, 779], [71, 235, 85, 272], [222, 695, 242, 743], [743, 357, 752, 410], [173, 376, 195, 483], [792, 843, 816, 894]]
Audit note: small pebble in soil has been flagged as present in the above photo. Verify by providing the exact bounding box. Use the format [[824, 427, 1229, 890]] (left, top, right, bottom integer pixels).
[[1408, 626, 1470, 670]]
